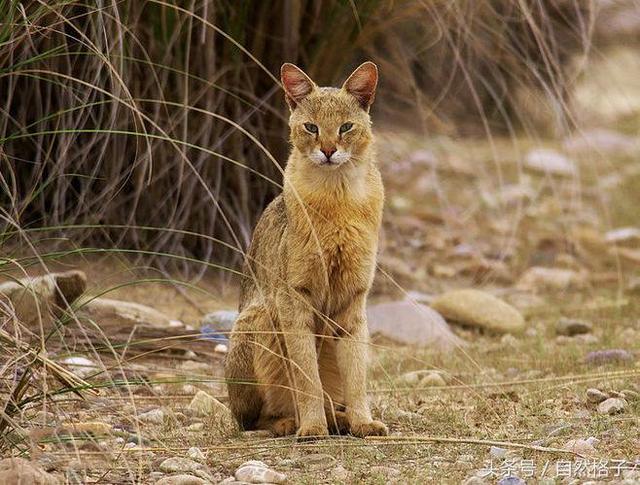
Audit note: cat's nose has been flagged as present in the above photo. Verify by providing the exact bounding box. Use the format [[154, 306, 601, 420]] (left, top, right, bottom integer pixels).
[[321, 147, 337, 159]]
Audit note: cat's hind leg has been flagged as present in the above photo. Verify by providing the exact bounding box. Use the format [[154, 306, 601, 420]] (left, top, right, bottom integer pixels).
[[225, 304, 267, 430]]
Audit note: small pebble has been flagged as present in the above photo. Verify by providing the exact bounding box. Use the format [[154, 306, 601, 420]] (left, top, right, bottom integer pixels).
[[489, 446, 507, 459], [563, 438, 597, 456], [215, 343, 228, 353], [597, 397, 627, 415], [187, 422, 204, 432], [154, 475, 205, 485], [419, 372, 447, 387], [138, 408, 165, 424], [585, 436, 600, 447], [234, 460, 286, 484], [556, 317, 592, 336], [497, 477, 525, 485], [159, 457, 203, 474], [586, 388, 608, 404], [187, 447, 206, 463]]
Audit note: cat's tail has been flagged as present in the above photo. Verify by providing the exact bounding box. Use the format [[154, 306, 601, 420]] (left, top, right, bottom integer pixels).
[[225, 306, 264, 430]]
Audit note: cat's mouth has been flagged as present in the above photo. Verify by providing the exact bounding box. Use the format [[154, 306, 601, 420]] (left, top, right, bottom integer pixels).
[[318, 159, 345, 169]]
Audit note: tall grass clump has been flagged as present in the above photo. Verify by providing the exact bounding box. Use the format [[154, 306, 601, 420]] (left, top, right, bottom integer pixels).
[[0, 1, 593, 268]]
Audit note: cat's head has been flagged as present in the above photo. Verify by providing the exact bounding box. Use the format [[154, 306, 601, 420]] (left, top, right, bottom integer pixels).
[[281, 62, 378, 169]]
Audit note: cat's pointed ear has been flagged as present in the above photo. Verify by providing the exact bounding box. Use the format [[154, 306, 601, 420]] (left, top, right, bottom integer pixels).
[[281, 63, 316, 110], [342, 61, 378, 110]]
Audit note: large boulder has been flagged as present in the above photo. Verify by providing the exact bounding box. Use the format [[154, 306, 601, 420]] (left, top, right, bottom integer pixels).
[[431, 289, 525, 334], [0, 271, 86, 324], [367, 301, 463, 349], [80, 297, 177, 328]]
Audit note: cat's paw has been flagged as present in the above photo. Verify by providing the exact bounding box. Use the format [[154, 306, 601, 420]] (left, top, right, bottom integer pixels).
[[350, 419, 388, 438], [296, 422, 329, 441], [271, 417, 297, 437], [326, 410, 350, 435]]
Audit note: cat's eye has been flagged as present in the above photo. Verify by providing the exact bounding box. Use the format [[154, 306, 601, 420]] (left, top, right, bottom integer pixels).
[[303, 123, 318, 134], [339, 122, 353, 134]]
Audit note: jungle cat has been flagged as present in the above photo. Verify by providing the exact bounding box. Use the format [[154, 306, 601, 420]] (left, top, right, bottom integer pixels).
[[225, 61, 387, 439]]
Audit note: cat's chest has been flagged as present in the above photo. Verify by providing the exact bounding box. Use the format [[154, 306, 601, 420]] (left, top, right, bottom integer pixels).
[[320, 220, 372, 268], [304, 208, 379, 292]]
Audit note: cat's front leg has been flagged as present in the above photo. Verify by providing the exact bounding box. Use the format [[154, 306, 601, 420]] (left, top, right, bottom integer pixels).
[[278, 289, 329, 439], [335, 293, 388, 437]]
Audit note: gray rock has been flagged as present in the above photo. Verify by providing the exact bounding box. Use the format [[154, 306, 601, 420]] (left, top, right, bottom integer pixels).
[[0, 270, 86, 325], [586, 388, 608, 404], [556, 318, 592, 336], [83, 297, 177, 328], [524, 148, 577, 176], [597, 397, 627, 415], [563, 439, 597, 456], [605, 227, 640, 244], [367, 301, 463, 349], [187, 422, 204, 432], [585, 436, 600, 447], [489, 446, 507, 459], [497, 477, 525, 485], [60, 356, 99, 378], [397, 370, 447, 387], [431, 289, 525, 334], [585, 349, 634, 365], [234, 460, 286, 484], [154, 475, 205, 485], [420, 372, 447, 387], [159, 457, 203, 474], [187, 447, 206, 463], [0, 458, 61, 485], [138, 408, 165, 424], [187, 391, 235, 432], [193, 469, 215, 482], [201, 310, 238, 332]]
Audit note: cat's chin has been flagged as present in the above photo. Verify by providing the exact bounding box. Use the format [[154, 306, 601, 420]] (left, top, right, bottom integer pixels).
[[306, 159, 345, 170]]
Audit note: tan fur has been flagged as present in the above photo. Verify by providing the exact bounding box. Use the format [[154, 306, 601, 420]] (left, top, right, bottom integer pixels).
[[225, 62, 387, 439]]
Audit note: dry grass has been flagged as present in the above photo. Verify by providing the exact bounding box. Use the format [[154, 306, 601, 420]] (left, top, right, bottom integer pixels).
[[2, 1, 639, 483], [2, 130, 639, 482], [1, 0, 593, 267]]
